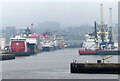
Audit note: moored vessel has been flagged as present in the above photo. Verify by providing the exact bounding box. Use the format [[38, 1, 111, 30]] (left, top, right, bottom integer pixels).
[[9, 35, 30, 56], [78, 4, 119, 55], [55, 37, 64, 49], [22, 27, 41, 54], [40, 35, 55, 52]]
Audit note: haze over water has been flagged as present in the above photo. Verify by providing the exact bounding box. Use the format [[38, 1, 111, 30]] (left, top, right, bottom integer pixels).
[[1, 1, 119, 80], [2, 48, 119, 79]]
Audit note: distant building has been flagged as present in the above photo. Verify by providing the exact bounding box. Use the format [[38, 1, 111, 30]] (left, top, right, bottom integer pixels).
[[0, 38, 6, 50], [37, 21, 61, 35], [67, 25, 93, 36], [16, 28, 25, 35], [2, 27, 17, 44]]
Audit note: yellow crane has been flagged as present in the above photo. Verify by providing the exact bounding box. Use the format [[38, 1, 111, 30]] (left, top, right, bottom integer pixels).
[[102, 56, 113, 63]]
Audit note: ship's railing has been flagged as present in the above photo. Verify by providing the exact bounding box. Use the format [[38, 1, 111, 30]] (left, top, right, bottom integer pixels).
[[10, 39, 26, 41]]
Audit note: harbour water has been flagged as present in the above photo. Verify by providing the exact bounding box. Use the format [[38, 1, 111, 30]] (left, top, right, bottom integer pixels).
[[2, 48, 119, 79]]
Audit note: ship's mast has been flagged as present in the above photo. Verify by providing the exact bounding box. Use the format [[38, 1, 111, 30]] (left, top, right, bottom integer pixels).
[[31, 23, 34, 33], [94, 21, 98, 49], [94, 21, 97, 39]]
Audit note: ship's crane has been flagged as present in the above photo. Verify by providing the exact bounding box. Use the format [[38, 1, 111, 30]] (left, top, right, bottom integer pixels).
[[100, 4, 105, 42], [108, 8, 114, 49], [99, 4, 107, 49], [108, 27, 113, 42]]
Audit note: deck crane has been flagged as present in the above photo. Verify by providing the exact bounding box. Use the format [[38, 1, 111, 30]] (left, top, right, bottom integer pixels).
[[108, 8, 114, 49], [99, 4, 107, 49]]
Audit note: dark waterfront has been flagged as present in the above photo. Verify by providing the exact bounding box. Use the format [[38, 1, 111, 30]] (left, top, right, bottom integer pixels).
[[2, 48, 119, 79]]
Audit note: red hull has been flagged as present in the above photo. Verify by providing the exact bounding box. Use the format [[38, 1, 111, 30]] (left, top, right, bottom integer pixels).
[[11, 41, 26, 52], [59, 44, 64, 49], [78, 50, 97, 55]]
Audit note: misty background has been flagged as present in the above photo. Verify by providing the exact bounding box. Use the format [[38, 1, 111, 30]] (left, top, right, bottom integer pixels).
[[1, 2, 118, 27], [0, 2, 118, 46]]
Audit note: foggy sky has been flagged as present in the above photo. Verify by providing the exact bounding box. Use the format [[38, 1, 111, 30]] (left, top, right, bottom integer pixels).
[[1, 2, 118, 28]]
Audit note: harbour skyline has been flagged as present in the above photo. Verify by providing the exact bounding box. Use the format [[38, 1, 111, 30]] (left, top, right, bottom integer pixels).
[[1, 2, 118, 28]]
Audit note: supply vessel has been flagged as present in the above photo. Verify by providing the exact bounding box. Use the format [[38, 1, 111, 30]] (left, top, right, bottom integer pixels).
[[22, 27, 41, 54], [8, 27, 41, 56], [40, 32, 65, 51], [40, 32, 55, 51], [55, 37, 64, 49], [9, 35, 30, 56], [78, 4, 119, 55]]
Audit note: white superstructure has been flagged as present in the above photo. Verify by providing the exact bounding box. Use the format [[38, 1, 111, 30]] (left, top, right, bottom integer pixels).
[[82, 33, 96, 50]]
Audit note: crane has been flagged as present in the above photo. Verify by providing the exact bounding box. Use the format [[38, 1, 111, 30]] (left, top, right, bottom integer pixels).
[[108, 8, 114, 49], [102, 56, 113, 63], [99, 4, 107, 49]]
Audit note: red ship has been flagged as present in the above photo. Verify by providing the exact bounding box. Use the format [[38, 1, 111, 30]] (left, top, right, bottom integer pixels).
[[78, 49, 120, 55], [9, 35, 30, 56]]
